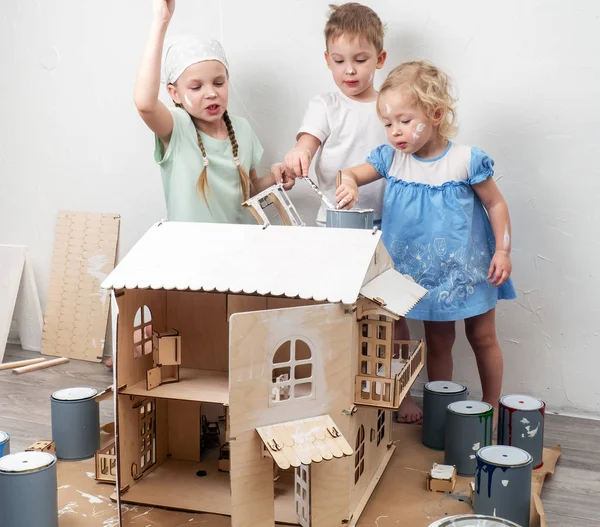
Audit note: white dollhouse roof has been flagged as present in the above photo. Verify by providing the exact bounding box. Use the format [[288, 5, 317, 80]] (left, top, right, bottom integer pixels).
[[101, 221, 426, 311], [256, 414, 353, 469]]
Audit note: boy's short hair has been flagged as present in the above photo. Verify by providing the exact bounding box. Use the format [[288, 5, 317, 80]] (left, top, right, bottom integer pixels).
[[325, 3, 385, 53]]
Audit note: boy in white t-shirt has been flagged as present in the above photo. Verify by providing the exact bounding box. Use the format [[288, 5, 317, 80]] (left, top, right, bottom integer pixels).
[[275, 2, 387, 226], [273, 3, 421, 423]]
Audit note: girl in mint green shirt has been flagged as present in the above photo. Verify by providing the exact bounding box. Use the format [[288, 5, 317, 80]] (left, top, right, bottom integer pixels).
[[134, 0, 293, 223]]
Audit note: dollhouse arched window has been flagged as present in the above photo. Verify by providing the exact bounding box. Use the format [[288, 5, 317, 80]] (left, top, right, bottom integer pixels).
[[270, 338, 313, 406], [133, 305, 153, 359], [354, 425, 365, 484]]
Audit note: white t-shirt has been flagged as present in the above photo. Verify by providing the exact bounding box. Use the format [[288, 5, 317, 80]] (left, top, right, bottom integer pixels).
[[297, 91, 387, 225]]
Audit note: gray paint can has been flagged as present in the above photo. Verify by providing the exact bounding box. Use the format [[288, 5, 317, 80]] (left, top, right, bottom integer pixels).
[[51, 387, 100, 460], [428, 514, 521, 526], [445, 400, 494, 476], [0, 451, 58, 527], [0, 431, 9, 457], [475, 445, 533, 527], [498, 394, 546, 469], [422, 381, 468, 450], [326, 208, 374, 229]]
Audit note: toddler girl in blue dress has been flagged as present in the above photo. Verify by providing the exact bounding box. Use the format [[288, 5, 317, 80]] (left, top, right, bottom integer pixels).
[[337, 60, 516, 424]]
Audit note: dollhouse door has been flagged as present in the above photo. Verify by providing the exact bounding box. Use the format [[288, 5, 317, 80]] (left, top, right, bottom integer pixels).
[[295, 464, 311, 526]]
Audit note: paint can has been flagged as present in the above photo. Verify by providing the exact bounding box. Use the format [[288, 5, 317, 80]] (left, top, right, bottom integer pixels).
[[428, 514, 521, 527], [51, 386, 100, 460], [325, 208, 374, 229], [444, 400, 493, 476], [422, 381, 468, 450], [475, 445, 533, 527], [0, 431, 9, 457], [498, 394, 545, 469], [0, 451, 58, 527]]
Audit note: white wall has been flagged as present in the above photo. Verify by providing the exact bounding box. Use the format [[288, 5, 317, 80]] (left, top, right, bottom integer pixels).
[[1, 0, 599, 417]]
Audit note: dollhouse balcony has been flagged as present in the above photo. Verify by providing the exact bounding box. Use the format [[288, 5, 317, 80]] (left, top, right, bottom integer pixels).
[[355, 339, 425, 409]]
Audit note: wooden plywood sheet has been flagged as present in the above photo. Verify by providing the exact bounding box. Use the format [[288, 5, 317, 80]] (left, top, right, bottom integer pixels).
[[42, 211, 120, 362]]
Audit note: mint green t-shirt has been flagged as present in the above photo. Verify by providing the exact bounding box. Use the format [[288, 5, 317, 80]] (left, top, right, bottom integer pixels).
[[154, 108, 264, 224]]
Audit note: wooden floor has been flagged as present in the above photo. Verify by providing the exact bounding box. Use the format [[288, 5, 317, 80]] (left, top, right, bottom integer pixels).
[[1, 344, 599, 526]]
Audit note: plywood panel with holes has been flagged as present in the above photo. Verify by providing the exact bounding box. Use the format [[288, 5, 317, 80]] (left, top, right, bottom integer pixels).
[[168, 400, 201, 461], [42, 211, 120, 362], [166, 291, 228, 372]]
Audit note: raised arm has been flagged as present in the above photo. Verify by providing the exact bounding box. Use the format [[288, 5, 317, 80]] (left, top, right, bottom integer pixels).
[[472, 178, 512, 286], [133, 0, 176, 144], [335, 163, 382, 209]]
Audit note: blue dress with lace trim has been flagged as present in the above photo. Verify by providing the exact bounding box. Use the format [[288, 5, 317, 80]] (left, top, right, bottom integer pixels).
[[367, 143, 516, 322]]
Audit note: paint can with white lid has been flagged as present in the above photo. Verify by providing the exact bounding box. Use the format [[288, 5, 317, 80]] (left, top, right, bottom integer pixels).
[[326, 208, 374, 229], [0, 451, 58, 527], [475, 445, 533, 527], [0, 431, 9, 457], [444, 400, 494, 476], [51, 386, 100, 460], [428, 514, 521, 527], [498, 394, 545, 469], [422, 381, 468, 450]]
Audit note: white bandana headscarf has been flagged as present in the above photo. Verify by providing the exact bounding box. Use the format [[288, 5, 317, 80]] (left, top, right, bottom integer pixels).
[[161, 36, 229, 85]]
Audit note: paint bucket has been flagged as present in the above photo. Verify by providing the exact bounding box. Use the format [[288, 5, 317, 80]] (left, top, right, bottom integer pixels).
[[0, 451, 58, 527], [422, 381, 468, 450], [444, 401, 494, 476], [498, 394, 545, 469], [325, 208, 374, 229], [51, 386, 100, 460], [0, 431, 9, 457], [475, 445, 533, 527], [428, 514, 521, 526]]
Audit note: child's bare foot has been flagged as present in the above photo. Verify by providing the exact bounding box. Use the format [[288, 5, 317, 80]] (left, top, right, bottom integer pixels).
[[105, 356, 113, 369], [396, 393, 423, 424]]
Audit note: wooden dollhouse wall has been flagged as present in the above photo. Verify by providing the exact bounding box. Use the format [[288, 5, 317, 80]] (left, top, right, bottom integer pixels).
[[115, 288, 167, 388], [228, 303, 355, 527]]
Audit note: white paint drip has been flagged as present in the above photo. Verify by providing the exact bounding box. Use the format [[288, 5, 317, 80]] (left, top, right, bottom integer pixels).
[[87, 254, 109, 305], [520, 417, 530, 424], [375, 515, 389, 526], [86, 471, 96, 478], [525, 422, 540, 438], [77, 490, 104, 504], [185, 94, 192, 107], [493, 508, 497, 517], [503, 224, 510, 250], [58, 484, 70, 490], [502, 480, 509, 486], [469, 454, 476, 459], [472, 442, 481, 451]]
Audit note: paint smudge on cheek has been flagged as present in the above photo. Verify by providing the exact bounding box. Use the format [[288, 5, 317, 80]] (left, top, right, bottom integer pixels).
[[184, 94, 192, 107], [413, 122, 426, 141]]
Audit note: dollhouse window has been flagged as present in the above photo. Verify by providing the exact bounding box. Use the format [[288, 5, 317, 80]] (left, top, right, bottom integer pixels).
[[377, 410, 386, 446], [354, 425, 365, 484], [270, 338, 314, 406], [133, 305, 153, 358]]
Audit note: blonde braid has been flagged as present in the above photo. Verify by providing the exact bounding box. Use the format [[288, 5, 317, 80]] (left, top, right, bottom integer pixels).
[[195, 128, 210, 203], [222, 111, 251, 201]]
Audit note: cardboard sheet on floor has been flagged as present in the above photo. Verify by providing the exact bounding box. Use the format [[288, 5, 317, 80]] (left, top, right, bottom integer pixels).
[[42, 211, 120, 362], [56, 423, 560, 526], [357, 424, 561, 527]]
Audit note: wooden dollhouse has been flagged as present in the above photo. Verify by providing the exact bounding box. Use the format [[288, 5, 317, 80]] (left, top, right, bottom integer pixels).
[[101, 221, 427, 527]]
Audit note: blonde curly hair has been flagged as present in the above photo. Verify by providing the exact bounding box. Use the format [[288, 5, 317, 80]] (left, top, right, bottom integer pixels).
[[378, 60, 458, 139]]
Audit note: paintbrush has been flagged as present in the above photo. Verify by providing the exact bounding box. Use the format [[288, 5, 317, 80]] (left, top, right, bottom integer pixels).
[[301, 176, 336, 209]]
